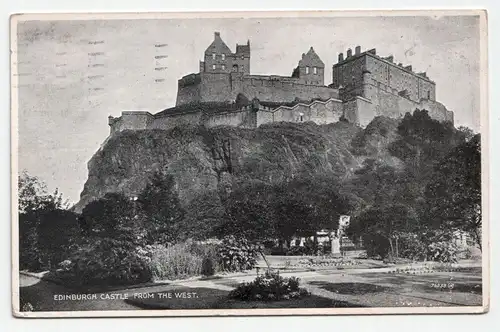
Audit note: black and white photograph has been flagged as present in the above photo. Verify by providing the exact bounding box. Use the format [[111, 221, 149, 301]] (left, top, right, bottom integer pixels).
[[11, 11, 488, 317]]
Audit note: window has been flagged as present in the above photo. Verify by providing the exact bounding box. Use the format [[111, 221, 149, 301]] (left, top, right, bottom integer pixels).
[[232, 64, 238, 72], [221, 54, 225, 60], [427, 91, 431, 99], [221, 64, 226, 70], [241, 55, 244, 60], [212, 64, 216, 70], [306, 66, 310, 74], [212, 53, 216, 60], [299, 113, 304, 122], [240, 65, 244, 72], [313, 67, 317, 74]]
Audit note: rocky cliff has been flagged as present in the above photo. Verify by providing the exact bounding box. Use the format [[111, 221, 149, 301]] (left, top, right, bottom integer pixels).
[[74, 118, 401, 213]]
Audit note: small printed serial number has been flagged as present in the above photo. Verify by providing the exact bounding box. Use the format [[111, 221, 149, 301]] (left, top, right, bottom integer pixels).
[[431, 283, 454, 289]]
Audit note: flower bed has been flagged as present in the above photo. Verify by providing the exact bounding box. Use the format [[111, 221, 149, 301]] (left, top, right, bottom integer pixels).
[[386, 263, 480, 274], [296, 257, 362, 268], [229, 270, 310, 301]]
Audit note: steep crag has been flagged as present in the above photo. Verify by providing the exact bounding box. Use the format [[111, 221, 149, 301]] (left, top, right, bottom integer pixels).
[[74, 117, 401, 213]]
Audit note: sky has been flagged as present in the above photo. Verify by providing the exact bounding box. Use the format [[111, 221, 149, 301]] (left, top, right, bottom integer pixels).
[[14, 14, 482, 204]]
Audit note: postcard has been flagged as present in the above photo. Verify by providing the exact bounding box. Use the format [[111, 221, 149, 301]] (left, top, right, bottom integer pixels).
[[11, 10, 489, 317]]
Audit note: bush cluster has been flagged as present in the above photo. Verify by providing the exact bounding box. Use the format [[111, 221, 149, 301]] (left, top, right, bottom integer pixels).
[[68, 238, 152, 287], [396, 234, 461, 263], [217, 236, 258, 272], [229, 270, 309, 301]]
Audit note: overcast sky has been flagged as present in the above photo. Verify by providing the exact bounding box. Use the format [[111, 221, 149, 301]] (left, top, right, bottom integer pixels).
[[15, 14, 481, 204]]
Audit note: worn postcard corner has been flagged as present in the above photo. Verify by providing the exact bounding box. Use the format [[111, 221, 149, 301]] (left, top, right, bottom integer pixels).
[[11, 10, 488, 318]]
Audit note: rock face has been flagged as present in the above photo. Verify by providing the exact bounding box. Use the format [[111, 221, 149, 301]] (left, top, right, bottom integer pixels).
[[74, 118, 400, 213]]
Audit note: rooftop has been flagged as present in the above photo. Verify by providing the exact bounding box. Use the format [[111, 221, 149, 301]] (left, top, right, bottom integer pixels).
[[155, 101, 242, 117]]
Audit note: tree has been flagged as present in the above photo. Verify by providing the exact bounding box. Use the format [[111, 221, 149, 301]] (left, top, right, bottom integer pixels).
[[348, 204, 418, 258], [18, 171, 76, 271], [457, 126, 475, 142], [217, 175, 352, 252], [78, 192, 145, 243], [424, 134, 482, 250], [389, 109, 458, 171], [344, 159, 423, 212], [36, 209, 79, 269], [218, 181, 277, 242], [18, 170, 68, 214], [176, 190, 226, 241], [138, 172, 185, 244]]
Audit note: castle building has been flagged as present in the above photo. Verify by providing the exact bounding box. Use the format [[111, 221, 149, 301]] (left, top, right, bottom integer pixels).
[[200, 31, 251, 75], [175, 32, 336, 106], [108, 32, 453, 136], [330, 46, 452, 125]]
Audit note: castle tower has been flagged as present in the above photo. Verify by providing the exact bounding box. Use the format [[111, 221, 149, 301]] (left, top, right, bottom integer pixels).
[[200, 32, 251, 74], [203, 32, 233, 73], [296, 47, 325, 85], [234, 39, 251, 74]]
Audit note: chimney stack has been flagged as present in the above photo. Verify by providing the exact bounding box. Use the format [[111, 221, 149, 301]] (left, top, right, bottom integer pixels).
[[404, 65, 413, 71], [214, 31, 220, 38], [338, 53, 344, 62], [347, 48, 352, 58], [385, 55, 394, 63], [355, 46, 361, 55]]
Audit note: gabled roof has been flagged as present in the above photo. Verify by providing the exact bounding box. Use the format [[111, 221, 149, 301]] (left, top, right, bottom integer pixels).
[[204, 32, 232, 55], [298, 47, 325, 68]]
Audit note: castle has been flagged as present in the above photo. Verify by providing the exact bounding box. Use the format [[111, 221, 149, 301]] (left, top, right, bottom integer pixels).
[[108, 32, 454, 135]]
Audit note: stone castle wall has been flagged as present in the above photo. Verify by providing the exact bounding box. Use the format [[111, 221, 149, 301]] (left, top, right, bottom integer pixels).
[[150, 111, 203, 131], [108, 111, 154, 134], [362, 82, 453, 125], [176, 72, 339, 106], [342, 96, 374, 127], [109, 93, 453, 135], [109, 98, 346, 135], [256, 98, 344, 127]]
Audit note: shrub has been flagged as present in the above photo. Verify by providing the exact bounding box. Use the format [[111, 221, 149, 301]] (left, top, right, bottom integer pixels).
[[189, 241, 221, 275], [149, 242, 203, 280], [217, 236, 258, 272], [458, 247, 473, 260], [201, 257, 215, 277], [229, 270, 309, 301], [69, 238, 152, 286], [427, 241, 459, 263], [362, 234, 391, 259], [398, 233, 428, 261], [286, 246, 310, 256], [397, 233, 460, 263]]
